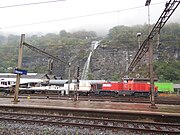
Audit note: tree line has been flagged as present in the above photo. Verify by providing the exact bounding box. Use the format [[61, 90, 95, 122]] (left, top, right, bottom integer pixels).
[[0, 23, 179, 82]]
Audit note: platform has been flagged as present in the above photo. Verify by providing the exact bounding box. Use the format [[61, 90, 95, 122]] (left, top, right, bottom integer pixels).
[[0, 97, 179, 116]]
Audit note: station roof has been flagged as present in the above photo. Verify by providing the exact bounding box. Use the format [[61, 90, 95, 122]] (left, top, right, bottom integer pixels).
[[173, 84, 180, 89], [0, 73, 56, 80]]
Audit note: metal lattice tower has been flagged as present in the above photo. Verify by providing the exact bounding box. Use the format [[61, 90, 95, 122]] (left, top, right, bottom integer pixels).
[[128, 0, 180, 71]]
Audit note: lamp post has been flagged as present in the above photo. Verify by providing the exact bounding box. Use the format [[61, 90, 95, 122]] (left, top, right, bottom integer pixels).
[[145, 0, 157, 108], [145, 0, 151, 32], [136, 33, 141, 48]]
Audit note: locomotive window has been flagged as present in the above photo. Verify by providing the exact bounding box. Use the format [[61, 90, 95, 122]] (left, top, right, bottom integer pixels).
[[124, 80, 128, 83]]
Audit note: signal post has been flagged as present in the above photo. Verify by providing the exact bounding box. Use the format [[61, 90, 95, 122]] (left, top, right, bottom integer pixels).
[[74, 66, 80, 101]]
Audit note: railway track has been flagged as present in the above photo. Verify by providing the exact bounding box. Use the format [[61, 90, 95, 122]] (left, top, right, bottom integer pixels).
[[0, 112, 179, 134], [3, 94, 180, 105]]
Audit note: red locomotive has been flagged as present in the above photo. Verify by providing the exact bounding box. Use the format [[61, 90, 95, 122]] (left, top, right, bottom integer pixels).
[[92, 79, 158, 97]]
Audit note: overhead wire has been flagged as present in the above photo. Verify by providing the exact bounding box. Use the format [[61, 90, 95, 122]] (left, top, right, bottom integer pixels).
[[0, 2, 165, 30], [0, 0, 65, 9]]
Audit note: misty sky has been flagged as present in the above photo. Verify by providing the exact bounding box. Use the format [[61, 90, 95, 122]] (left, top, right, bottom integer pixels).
[[0, 0, 180, 35]]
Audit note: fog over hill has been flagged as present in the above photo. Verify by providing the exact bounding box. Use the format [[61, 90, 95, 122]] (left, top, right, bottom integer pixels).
[[0, 23, 180, 82], [1, 0, 180, 36]]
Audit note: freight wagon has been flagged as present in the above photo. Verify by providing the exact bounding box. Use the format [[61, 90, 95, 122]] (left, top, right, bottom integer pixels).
[[154, 82, 174, 93]]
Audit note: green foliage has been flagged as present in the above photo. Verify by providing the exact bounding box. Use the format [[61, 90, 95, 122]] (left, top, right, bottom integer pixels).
[[160, 23, 180, 47], [59, 30, 97, 45], [7, 34, 20, 46], [0, 30, 97, 73], [154, 60, 180, 83], [0, 35, 7, 44], [111, 72, 120, 81], [103, 23, 180, 82], [0, 24, 179, 82], [87, 73, 94, 80], [28, 65, 47, 73], [104, 25, 149, 48]]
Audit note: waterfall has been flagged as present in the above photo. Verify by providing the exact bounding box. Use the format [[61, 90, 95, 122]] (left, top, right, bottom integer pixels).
[[81, 41, 99, 80]]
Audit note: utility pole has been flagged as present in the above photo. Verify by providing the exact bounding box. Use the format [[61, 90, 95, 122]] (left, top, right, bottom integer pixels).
[[157, 31, 160, 47], [14, 34, 25, 103], [67, 62, 71, 95], [125, 51, 129, 77], [145, 0, 157, 108], [148, 38, 156, 108], [48, 58, 53, 75]]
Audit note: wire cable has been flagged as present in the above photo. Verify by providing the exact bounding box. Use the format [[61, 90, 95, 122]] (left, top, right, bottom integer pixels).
[[0, 0, 65, 9], [0, 2, 165, 30]]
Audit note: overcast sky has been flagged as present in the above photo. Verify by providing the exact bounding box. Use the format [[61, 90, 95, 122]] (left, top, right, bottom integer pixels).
[[0, 0, 180, 35]]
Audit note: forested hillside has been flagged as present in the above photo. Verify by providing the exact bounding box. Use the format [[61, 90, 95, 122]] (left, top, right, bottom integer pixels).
[[0, 23, 179, 82]]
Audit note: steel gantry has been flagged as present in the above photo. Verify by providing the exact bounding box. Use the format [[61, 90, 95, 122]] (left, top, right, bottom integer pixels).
[[23, 42, 71, 89], [14, 34, 71, 102], [128, 0, 180, 72], [23, 42, 71, 94], [127, 0, 180, 108]]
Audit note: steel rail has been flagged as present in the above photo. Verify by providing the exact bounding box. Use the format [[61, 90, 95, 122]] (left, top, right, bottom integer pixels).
[[3, 94, 180, 105], [0, 112, 179, 134]]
